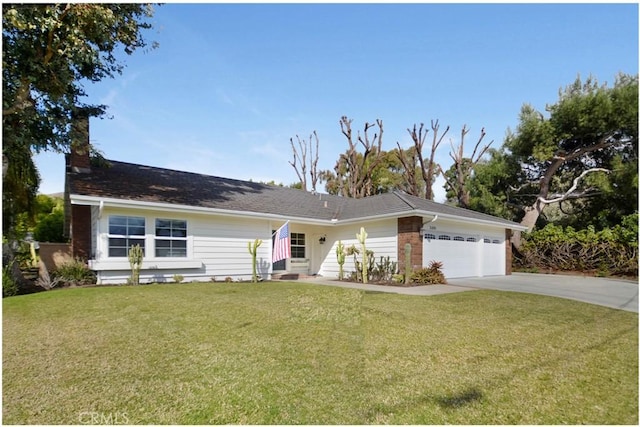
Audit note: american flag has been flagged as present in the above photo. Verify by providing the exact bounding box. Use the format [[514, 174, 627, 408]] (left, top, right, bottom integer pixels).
[[272, 222, 291, 263]]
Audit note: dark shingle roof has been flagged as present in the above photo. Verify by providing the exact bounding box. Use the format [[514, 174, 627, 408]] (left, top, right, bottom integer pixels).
[[69, 160, 522, 228]]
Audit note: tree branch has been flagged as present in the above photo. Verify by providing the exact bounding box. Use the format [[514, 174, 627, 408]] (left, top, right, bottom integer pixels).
[[537, 168, 610, 204], [288, 135, 307, 191]]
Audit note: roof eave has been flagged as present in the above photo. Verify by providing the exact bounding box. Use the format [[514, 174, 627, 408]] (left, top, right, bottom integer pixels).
[[327, 209, 527, 231], [412, 209, 528, 231], [70, 194, 528, 231], [69, 194, 335, 226]]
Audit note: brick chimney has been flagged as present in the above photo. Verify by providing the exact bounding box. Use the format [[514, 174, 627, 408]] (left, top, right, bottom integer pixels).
[[65, 112, 92, 259], [69, 112, 91, 173]]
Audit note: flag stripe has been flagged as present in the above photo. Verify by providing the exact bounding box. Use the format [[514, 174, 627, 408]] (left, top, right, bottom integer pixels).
[[272, 222, 291, 263]]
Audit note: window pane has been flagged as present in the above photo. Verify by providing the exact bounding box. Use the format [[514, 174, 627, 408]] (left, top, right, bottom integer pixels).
[[172, 248, 187, 257], [173, 229, 187, 238], [109, 216, 127, 226], [156, 219, 171, 229], [109, 225, 126, 235], [129, 239, 145, 249], [172, 220, 187, 229], [173, 240, 187, 249], [109, 247, 127, 257], [156, 219, 187, 235], [156, 240, 171, 248], [291, 233, 305, 245], [291, 247, 305, 258], [156, 248, 171, 257], [155, 239, 186, 257], [129, 217, 145, 228], [156, 228, 172, 237], [129, 225, 146, 236], [109, 238, 126, 247]]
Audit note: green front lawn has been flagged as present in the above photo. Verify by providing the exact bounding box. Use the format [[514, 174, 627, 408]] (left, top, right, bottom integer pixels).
[[3, 282, 638, 424]]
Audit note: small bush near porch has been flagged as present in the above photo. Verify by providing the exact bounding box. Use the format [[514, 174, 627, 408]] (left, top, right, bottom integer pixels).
[[3, 282, 637, 425]]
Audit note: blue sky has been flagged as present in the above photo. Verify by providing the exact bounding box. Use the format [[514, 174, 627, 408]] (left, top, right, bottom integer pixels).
[[34, 2, 639, 202]]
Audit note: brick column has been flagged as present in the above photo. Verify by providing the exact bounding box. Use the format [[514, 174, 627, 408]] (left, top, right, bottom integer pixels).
[[397, 216, 423, 274], [71, 205, 92, 259]]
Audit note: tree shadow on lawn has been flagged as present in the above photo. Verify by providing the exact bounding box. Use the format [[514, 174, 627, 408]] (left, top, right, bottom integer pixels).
[[433, 387, 484, 408], [364, 309, 637, 423]]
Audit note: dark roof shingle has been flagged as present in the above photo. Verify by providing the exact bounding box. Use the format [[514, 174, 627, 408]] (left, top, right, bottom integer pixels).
[[70, 160, 522, 228]]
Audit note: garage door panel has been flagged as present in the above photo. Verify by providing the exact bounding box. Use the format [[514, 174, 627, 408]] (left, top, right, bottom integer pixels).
[[482, 236, 505, 276], [423, 231, 506, 279], [423, 233, 479, 278]]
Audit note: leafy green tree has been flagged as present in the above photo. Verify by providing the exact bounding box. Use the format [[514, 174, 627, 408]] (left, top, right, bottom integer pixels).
[[2, 3, 157, 237], [33, 195, 65, 243], [469, 74, 638, 231], [465, 148, 526, 221], [2, 142, 40, 237]]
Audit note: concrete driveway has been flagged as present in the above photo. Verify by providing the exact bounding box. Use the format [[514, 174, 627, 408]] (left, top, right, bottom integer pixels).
[[294, 273, 638, 313], [447, 273, 639, 313]]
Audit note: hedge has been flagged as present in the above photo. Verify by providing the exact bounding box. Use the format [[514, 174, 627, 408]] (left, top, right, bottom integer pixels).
[[515, 214, 638, 277]]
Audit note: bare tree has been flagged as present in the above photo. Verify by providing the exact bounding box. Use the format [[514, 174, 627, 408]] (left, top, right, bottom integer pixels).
[[397, 120, 450, 200], [442, 125, 493, 209], [331, 116, 385, 198], [395, 144, 420, 197], [288, 131, 320, 192]]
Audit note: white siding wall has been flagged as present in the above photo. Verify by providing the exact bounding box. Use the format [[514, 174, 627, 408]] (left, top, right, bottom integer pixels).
[[87, 205, 507, 284], [192, 216, 271, 280], [318, 219, 398, 279], [91, 207, 272, 284]]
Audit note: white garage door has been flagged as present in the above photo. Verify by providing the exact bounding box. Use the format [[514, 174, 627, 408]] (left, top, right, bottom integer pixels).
[[482, 236, 505, 276], [422, 232, 505, 278], [422, 233, 479, 279]]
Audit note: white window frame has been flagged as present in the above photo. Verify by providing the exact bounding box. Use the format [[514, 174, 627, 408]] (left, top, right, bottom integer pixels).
[[155, 218, 188, 258], [107, 215, 146, 258], [290, 232, 306, 259]]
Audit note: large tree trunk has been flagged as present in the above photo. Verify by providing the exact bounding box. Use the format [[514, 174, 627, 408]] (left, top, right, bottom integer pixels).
[[518, 132, 619, 232], [520, 204, 544, 231]]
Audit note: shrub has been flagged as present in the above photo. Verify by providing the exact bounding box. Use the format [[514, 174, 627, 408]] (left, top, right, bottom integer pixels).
[[411, 260, 447, 285], [516, 214, 638, 276], [3, 264, 19, 297], [52, 258, 96, 286], [370, 256, 398, 282], [173, 274, 184, 283], [33, 209, 65, 243]]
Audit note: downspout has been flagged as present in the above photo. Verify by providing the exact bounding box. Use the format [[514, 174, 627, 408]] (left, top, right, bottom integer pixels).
[[421, 215, 438, 234], [92, 200, 105, 283], [425, 214, 438, 225]]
